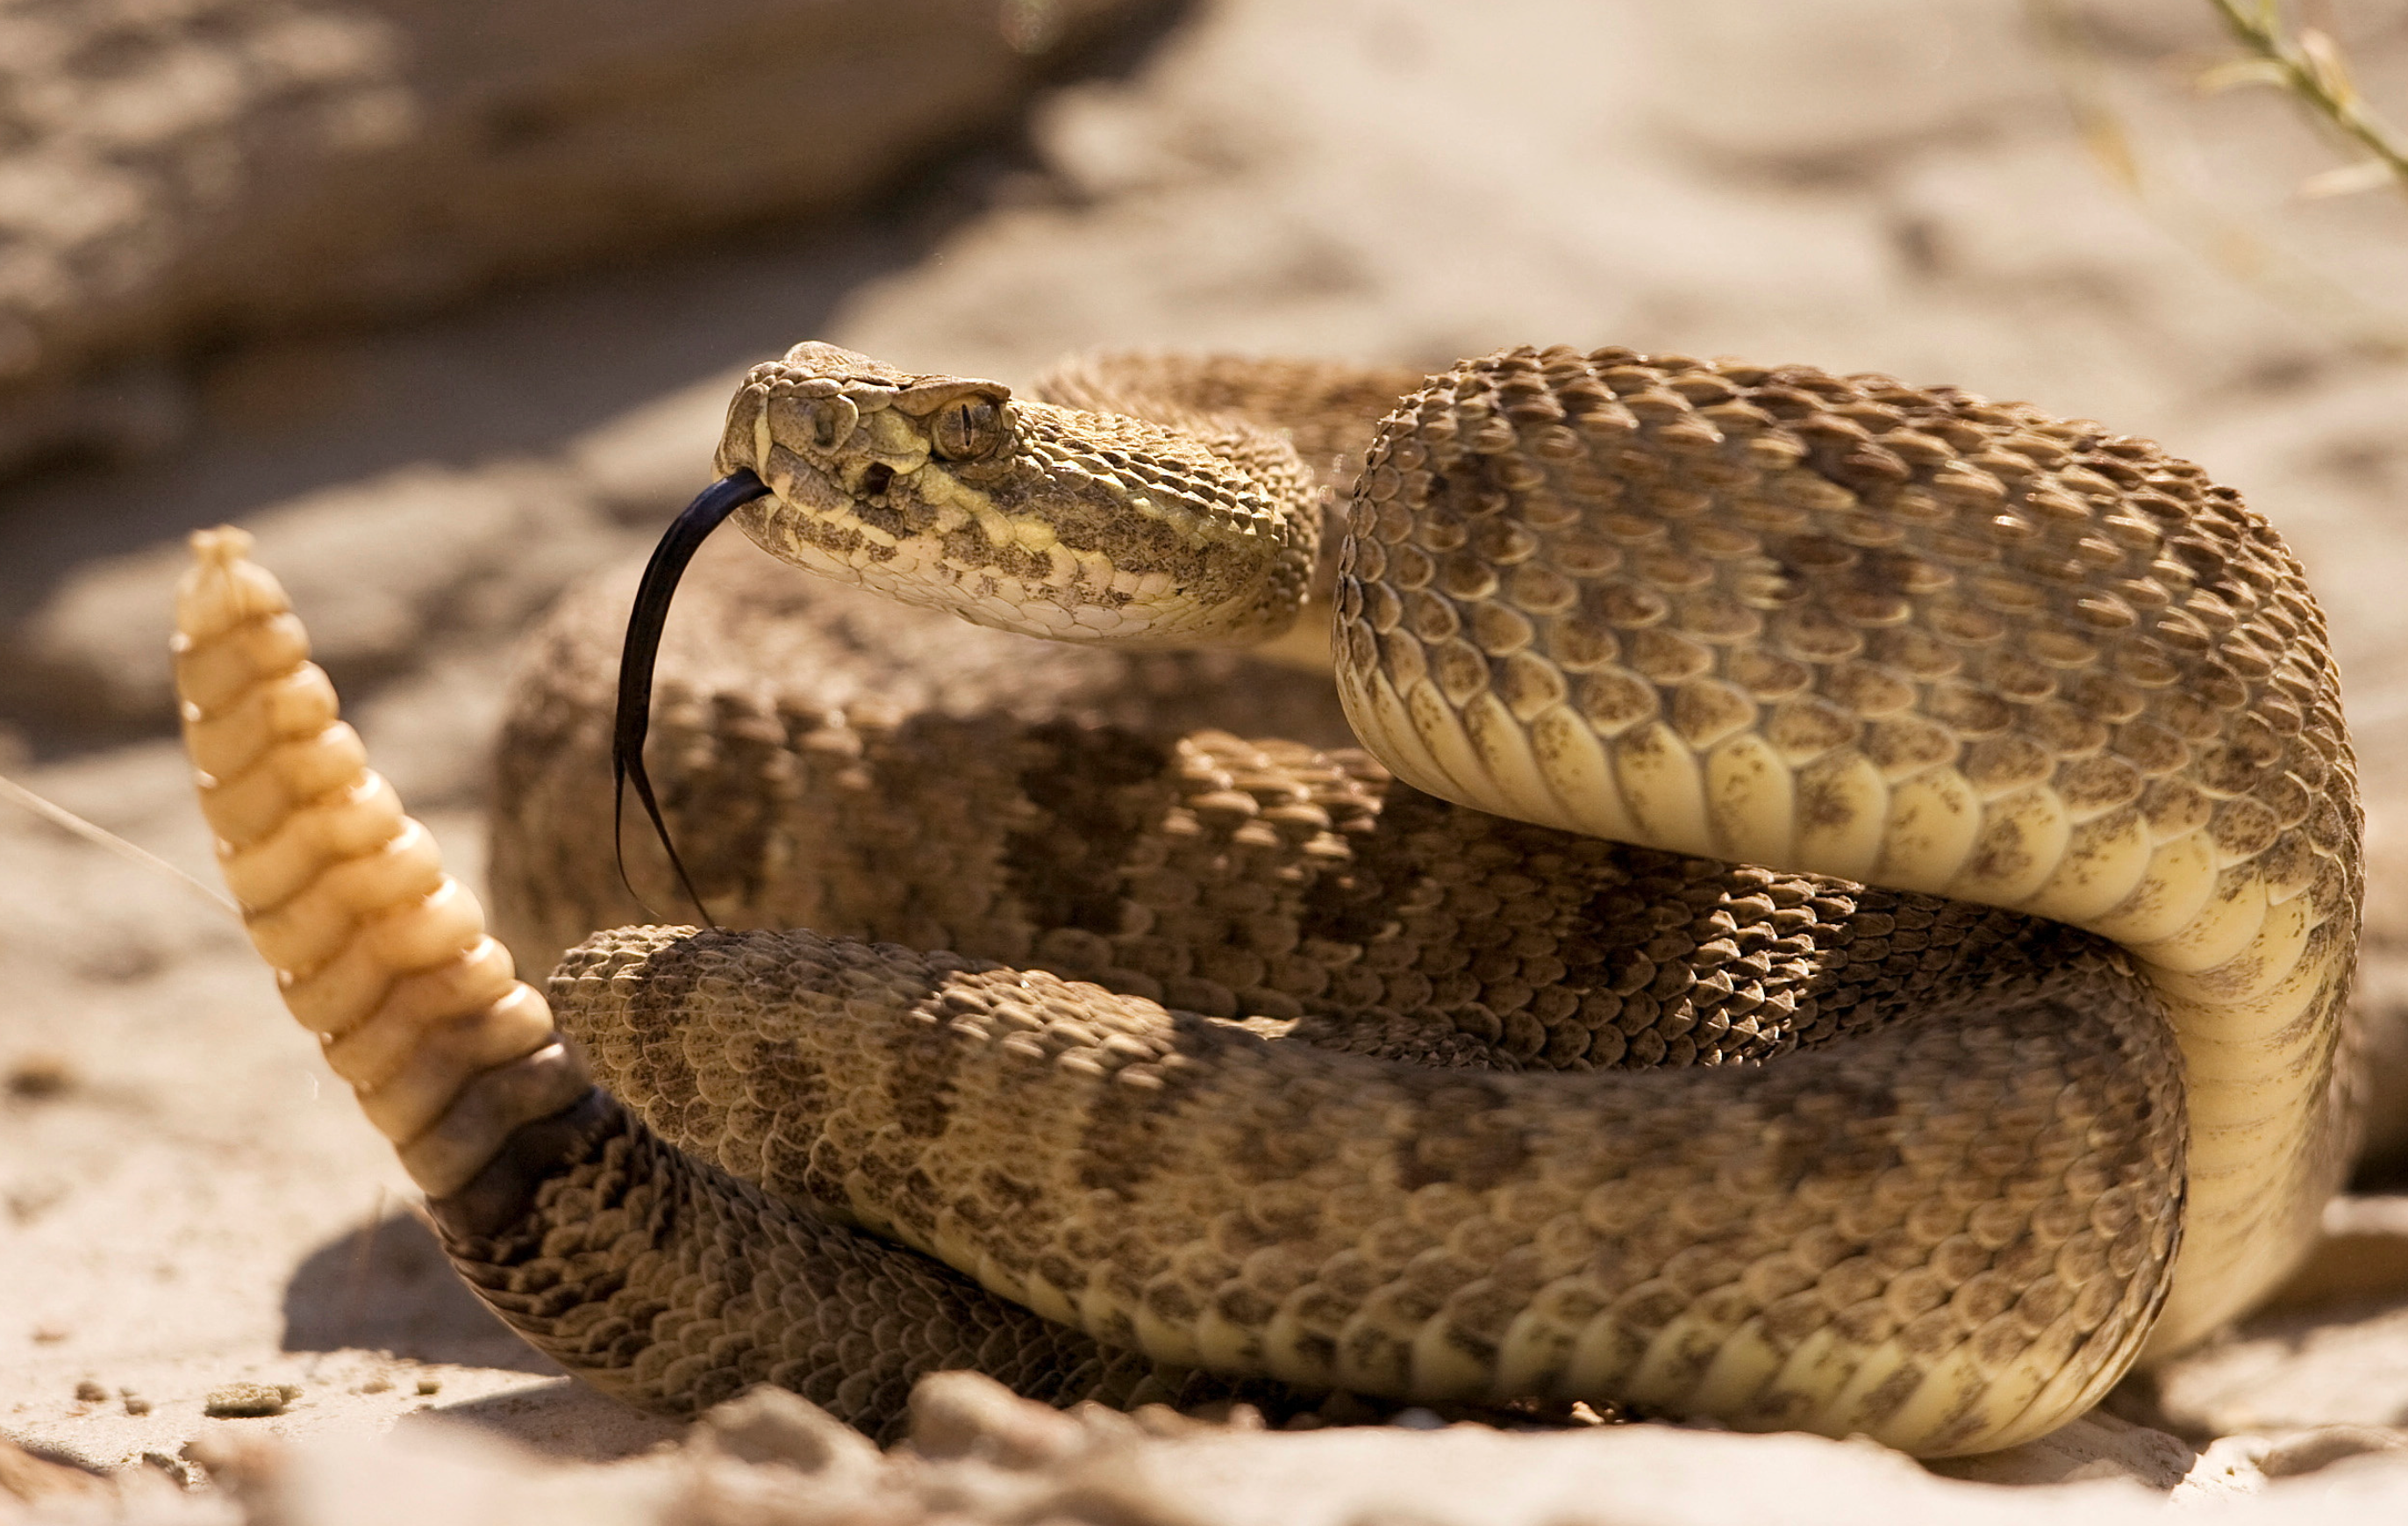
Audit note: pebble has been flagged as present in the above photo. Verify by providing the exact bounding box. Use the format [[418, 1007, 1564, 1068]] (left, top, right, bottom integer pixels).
[[141, 1450, 204, 1489], [72, 1379, 104, 1402], [204, 1382, 300, 1417]]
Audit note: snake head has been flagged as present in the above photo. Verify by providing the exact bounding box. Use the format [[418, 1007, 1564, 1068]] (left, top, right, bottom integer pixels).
[[717, 341, 1008, 500], [716, 340, 1313, 647]]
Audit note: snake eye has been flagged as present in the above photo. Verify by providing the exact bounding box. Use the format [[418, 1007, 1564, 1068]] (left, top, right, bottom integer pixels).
[[932, 398, 1004, 461], [810, 396, 859, 450]]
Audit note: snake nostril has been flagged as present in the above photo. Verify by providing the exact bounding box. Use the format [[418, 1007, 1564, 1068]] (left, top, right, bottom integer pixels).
[[862, 462, 895, 498]]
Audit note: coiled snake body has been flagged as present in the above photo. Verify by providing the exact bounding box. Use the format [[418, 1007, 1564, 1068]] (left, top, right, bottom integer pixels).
[[174, 342, 2361, 1458]]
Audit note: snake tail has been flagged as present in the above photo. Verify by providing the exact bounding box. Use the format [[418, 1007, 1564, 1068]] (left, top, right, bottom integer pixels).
[[173, 527, 587, 1195], [170, 527, 1258, 1436]]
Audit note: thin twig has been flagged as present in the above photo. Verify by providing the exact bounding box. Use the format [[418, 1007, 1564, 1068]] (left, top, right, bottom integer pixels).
[[2204, 0, 2408, 203], [2027, 0, 2408, 358], [0, 771, 241, 920]]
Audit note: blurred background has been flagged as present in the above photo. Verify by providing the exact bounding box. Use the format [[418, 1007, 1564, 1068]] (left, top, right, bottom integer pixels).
[[5, 0, 2408, 1478]]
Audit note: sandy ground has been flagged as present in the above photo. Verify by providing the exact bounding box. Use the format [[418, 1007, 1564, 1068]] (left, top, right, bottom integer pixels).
[[9, 2, 2408, 1518]]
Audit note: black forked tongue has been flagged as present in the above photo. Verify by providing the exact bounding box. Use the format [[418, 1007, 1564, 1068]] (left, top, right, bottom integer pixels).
[[613, 469, 772, 926]]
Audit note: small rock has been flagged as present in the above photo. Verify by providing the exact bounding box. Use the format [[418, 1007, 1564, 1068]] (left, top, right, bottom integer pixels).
[[72, 1379, 105, 1402], [140, 1451, 204, 1489], [414, 1378, 440, 1396], [358, 1377, 392, 1394], [123, 1392, 151, 1416], [693, 1386, 881, 1482], [1120, 1405, 1206, 1440], [205, 1382, 292, 1418], [908, 1371, 1086, 1468]]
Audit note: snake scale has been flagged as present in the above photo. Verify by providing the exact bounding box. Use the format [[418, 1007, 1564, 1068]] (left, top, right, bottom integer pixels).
[[171, 340, 2361, 1458]]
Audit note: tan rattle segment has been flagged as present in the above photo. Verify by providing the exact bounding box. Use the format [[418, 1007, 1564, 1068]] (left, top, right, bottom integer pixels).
[[173, 527, 589, 1195]]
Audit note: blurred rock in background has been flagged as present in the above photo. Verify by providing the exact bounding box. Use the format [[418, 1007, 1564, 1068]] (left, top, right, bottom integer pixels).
[[0, 0, 1170, 476]]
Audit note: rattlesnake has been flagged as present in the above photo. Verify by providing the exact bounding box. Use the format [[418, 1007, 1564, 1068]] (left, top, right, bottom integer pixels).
[[172, 342, 2361, 1458]]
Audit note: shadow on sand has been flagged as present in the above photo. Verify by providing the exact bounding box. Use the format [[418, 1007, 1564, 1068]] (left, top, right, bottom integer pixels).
[[281, 1208, 559, 1376]]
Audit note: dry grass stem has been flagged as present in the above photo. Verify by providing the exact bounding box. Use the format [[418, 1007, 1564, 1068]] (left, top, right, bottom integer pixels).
[[2204, 0, 2408, 204]]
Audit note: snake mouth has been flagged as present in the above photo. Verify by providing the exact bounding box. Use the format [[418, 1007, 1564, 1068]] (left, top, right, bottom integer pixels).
[[732, 460, 1208, 647]]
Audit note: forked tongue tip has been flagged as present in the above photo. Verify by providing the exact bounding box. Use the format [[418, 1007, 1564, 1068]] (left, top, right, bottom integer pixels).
[[611, 469, 771, 928]]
